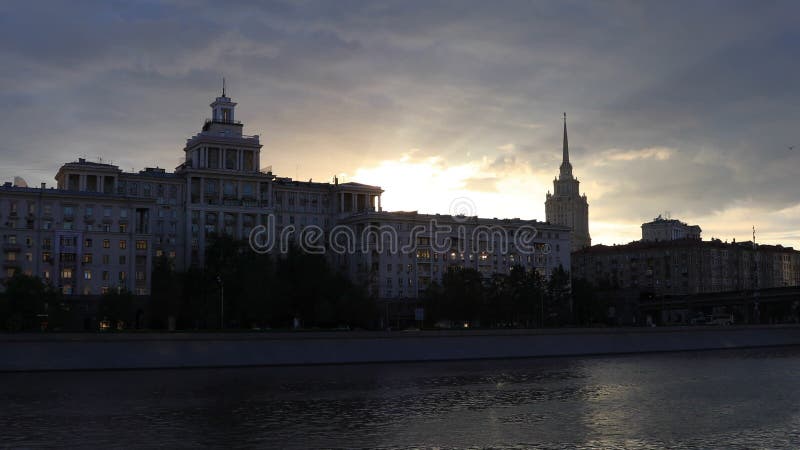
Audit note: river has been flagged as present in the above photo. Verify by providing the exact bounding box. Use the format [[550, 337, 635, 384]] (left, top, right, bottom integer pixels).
[[2, 347, 799, 448]]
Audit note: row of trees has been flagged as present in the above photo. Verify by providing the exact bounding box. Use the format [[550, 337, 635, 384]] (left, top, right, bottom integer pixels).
[[1, 234, 606, 331], [147, 236, 375, 330], [423, 266, 608, 328]]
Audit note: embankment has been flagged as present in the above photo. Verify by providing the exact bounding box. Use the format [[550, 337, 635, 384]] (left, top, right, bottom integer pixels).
[[2, 325, 800, 371]]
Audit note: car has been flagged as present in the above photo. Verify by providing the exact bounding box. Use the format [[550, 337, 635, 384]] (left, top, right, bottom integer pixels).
[[708, 314, 734, 326], [689, 315, 708, 325]]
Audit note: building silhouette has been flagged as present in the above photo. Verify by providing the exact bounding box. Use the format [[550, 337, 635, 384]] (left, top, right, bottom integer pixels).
[[0, 88, 571, 301], [545, 113, 590, 251], [641, 215, 701, 241]]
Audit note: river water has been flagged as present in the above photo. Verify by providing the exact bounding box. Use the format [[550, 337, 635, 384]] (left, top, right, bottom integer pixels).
[[2, 347, 799, 448]]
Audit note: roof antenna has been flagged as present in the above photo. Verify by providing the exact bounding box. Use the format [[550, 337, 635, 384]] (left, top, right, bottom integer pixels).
[[222, 76, 226, 97]]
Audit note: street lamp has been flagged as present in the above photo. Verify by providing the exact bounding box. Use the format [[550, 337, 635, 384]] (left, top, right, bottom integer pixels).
[[217, 275, 224, 329]]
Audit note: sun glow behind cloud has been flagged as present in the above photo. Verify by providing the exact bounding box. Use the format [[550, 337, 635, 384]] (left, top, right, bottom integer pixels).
[[350, 150, 551, 221]]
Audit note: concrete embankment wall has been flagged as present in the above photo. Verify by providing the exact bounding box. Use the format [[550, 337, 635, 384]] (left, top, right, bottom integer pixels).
[[2, 326, 800, 372]]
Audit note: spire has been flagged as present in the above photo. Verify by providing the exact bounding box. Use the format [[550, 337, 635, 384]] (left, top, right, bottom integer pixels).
[[222, 76, 226, 97], [562, 112, 569, 164], [559, 112, 573, 180]]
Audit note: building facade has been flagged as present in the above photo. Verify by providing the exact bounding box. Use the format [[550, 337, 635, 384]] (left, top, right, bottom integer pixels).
[[0, 89, 569, 301], [572, 239, 800, 297], [337, 211, 571, 300], [545, 114, 590, 252], [641, 215, 701, 241]]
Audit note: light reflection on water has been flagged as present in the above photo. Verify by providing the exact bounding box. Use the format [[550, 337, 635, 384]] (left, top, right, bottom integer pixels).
[[2, 347, 800, 448]]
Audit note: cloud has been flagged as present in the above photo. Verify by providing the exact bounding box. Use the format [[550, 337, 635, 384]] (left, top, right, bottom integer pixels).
[[600, 147, 673, 162], [0, 0, 798, 248]]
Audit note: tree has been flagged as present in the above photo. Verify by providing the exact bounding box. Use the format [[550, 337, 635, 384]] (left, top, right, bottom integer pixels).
[[1, 273, 60, 331], [571, 278, 607, 326], [98, 288, 135, 329], [547, 265, 571, 326], [148, 254, 182, 329], [424, 267, 485, 326]]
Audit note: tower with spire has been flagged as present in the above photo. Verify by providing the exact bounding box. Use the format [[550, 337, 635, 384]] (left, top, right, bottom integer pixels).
[[545, 113, 591, 251]]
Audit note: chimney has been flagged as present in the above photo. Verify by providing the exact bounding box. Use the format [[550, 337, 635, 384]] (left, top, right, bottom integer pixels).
[[41, 182, 46, 189]]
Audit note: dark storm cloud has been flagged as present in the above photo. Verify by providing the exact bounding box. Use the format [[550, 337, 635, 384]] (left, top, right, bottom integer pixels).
[[0, 0, 797, 244]]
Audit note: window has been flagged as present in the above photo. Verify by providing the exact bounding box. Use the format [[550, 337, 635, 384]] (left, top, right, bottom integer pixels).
[[61, 268, 73, 279], [42, 252, 51, 262], [168, 251, 176, 259], [119, 255, 126, 265], [83, 253, 93, 264], [63, 206, 74, 217], [243, 151, 254, 171], [208, 148, 220, 169], [223, 181, 236, 197], [102, 255, 109, 264], [119, 240, 127, 250], [119, 224, 127, 233], [103, 239, 110, 249], [25, 253, 32, 262], [119, 271, 126, 282], [135, 271, 146, 281], [6, 252, 17, 262], [225, 149, 237, 169], [84, 270, 92, 280], [43, 270, 50, 280], [7, 235, 16, 244], [120, 209, 128, 218], [85, 238, 92, 248], [85, 206, 93, 217], [102, 271, 109, 281], [103, 207, 112, 217], [136, 240, 147, 250]]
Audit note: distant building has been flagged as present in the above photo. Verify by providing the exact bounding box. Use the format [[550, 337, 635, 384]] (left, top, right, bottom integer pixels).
[[573, 239, 800, 297], [337, 211, 571, 300], [641, 215, 701, 241], [545, 114, 590, 252]]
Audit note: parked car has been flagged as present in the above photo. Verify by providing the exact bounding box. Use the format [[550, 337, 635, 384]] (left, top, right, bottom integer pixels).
[[708, 314, 734, 326]]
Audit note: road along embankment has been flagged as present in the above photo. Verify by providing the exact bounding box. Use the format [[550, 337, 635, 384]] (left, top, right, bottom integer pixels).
[[2, 325, 800, 372]]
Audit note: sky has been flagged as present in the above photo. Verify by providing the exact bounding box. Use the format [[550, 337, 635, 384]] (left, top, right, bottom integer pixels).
[[0, 0, 798, 247]]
